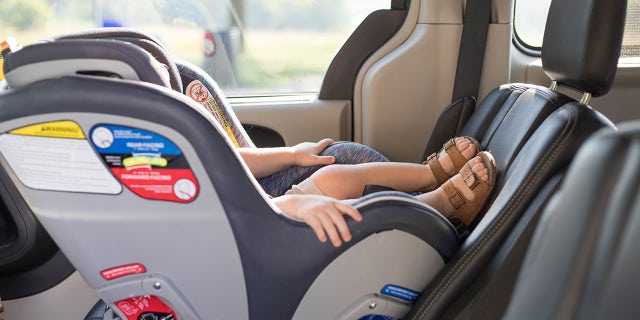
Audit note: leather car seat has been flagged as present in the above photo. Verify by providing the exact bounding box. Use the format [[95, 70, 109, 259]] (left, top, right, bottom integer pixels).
[[504, 122, 640, 320], [405, 0, 627, 318]]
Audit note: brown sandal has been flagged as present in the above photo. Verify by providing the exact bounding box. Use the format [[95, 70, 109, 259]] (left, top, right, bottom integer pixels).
[[422, 136, 481, 190], [441, 151, 496, 233]]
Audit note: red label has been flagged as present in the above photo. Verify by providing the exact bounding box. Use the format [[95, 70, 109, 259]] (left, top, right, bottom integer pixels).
[[112, 168, 199, 203], [115, 295, 177, 320], [188, 82, 209, 103], [101, 263, 147, 280]]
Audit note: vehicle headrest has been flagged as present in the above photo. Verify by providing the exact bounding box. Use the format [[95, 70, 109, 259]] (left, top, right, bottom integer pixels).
[[542, 0, 627, 97], [2, 39, 171, 89], [48, 27, 183, 92]]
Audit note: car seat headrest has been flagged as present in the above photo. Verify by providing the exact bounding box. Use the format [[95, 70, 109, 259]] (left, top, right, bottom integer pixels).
[[2, 39, 171, 89], [542, 0, 627, 97], [49, 27, 183, 92]]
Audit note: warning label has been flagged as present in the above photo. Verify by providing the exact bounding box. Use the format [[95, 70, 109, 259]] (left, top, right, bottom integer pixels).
[[10, 120, 86, 139], [0, 133, 122, 194], [185, 80, 240, 147], [187, 81, 209, 103], [90, 125, 199, 203], [115, 295, 177, 320], [100, 263, 147, 280]]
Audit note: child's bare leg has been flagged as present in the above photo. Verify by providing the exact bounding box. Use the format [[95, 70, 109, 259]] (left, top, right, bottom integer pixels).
[[311, 162, 434, 199], [305, 137, 478, 199]]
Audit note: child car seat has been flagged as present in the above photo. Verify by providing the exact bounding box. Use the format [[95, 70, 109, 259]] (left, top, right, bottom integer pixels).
[[0, 38, 458, 320]]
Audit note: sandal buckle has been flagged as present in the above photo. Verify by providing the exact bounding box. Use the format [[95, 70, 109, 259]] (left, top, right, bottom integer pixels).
[[464, 173, 480, 189], [449, 192, 466, 209]]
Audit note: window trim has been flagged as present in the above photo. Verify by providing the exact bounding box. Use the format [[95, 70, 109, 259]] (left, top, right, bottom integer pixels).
[[511, 2, 543, 57], [512, 28, 542, 57]]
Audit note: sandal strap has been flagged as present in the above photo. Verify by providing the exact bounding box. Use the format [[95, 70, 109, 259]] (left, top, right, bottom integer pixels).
[[425, 138, 457, 185], [442, 180, 467, 209], [445, 138, 470, 172], [460, 161, 489, 191]]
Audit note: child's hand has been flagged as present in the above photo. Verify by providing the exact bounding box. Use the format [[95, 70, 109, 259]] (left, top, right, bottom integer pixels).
[[291, 138, 336, 167], [274, 195, 362, 247]]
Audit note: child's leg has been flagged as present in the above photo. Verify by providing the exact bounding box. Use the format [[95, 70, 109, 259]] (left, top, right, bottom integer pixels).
[[310, 162, 437, 199], [259, 141, 389, 197], [296, 137, 479, 199]]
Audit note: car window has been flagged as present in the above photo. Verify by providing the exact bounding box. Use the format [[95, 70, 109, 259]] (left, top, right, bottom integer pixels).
[[0, 0, 389, 96], [514, 0, 640, 59]]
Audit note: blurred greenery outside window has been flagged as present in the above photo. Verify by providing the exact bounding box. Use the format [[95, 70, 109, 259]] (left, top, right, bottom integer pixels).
[[514, 0, 640, 60], [0, 0, 388, 95]]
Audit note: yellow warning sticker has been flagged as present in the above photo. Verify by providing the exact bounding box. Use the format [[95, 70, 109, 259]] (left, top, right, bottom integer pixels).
[[185, 80, 240, 148], [10, 121, 85, 139]]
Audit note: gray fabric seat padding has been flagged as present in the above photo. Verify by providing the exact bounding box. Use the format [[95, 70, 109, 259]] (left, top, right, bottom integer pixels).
[[50, 27, 183, 92], [3, 40, 171, 89]]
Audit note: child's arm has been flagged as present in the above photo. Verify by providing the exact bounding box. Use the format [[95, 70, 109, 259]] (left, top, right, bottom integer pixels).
[[272, 194, 362, 247], [239, 138, 336, 178]]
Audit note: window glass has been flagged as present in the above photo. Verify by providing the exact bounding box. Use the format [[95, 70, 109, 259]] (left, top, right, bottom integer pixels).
[[514, 0, 640, 58], [0, 0, 389, 95]]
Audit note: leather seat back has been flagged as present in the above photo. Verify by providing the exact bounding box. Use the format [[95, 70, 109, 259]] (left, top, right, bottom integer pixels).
[[504, 122, 640, 320]]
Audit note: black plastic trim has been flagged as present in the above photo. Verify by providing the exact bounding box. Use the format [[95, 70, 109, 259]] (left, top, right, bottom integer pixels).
[[0, 161, 75, 299], [242, 124, 285, 148], [0, 250, 75, 299], [318, 8, 408, 100], [512, 31, 542, 58]]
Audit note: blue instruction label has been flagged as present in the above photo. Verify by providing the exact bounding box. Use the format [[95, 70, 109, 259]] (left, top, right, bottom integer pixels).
[[89, 124, 199, 203], [90, 125, 181, 155], [380, 284, 420, 302]]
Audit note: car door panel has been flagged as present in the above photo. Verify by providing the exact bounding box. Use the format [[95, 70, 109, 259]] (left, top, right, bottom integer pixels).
[[233, 99, 351, 146], [354, 0, 512, 162]]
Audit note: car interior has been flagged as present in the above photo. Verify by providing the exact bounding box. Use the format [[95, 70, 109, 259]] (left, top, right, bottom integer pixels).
[[0, 0, 638, 319]]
